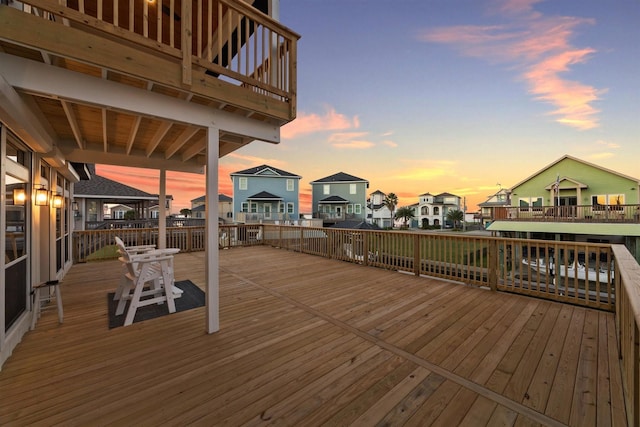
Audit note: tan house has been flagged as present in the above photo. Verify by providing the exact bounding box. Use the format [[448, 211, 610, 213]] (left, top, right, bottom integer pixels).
[[0, 0, 298, 368], [191, 194, 233, 222]]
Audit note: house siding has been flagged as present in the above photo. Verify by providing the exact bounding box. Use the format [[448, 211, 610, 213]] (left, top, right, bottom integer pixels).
[[232, 169, 301, 222]]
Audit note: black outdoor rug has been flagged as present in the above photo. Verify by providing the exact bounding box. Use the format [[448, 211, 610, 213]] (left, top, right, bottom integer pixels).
[[107, 280, 205, 329]]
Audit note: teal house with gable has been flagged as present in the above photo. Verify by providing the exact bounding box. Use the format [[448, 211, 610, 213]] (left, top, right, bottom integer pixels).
[[231, 165, 301, 223]]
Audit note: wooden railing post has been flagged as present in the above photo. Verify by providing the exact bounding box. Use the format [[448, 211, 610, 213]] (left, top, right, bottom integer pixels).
[[488, 238, 498, 291], [299, 226, 304, 254], [413, 234, 420, 276], [363, 231, 369, 267]]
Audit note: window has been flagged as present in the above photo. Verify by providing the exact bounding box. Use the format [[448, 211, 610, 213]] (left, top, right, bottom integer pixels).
[[518, 197, 543, 211], [323, 184, 330, 195], [250, 203, 257, 213], [592, 194, 625, 210], [286, 179, 294, 192], [287, 203, 294, 214], [346, 204, 353, 214], [434, 207, 440, 215], [349, 184, 357, 195], [354, 204, 361, 214], [238, 177, 248, 190], [421, 206, 428, 215], [241, 202, 249, 212], [278, 203, 285, 213]]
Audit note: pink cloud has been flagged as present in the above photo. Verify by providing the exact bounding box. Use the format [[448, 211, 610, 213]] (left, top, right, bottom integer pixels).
[[281, 108, 359, 139], [328, 132, 375, 149], [418, 3, 603, 130]]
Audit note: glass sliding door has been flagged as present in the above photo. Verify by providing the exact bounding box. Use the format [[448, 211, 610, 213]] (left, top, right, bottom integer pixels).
[[3, 129, 31, 332]]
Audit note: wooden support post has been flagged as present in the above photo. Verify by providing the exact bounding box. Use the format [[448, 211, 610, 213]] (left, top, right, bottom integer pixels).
[[205, 126, 219, 333]]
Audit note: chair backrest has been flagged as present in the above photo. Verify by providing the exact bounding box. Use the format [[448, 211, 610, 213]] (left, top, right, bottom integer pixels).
[[114, 236, 127, 254]]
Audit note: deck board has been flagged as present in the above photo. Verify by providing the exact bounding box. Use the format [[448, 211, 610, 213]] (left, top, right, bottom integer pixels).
[[0, 246, 626, 425]]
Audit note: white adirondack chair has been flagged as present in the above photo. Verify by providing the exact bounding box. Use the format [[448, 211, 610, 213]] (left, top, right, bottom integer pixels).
[[113, 236, 157, 301], [115, 250, 183, 326]]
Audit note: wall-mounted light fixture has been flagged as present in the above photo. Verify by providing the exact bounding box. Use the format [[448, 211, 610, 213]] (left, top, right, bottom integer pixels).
[[34, 185, 49, 206], [52, 193, 64, 209], [13, 188, 26, 205]]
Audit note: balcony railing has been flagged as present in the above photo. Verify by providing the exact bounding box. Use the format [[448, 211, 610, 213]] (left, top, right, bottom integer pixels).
[[234, 212, 295, 224], [314, 212, 361, 221], [502, 204, 640, 223], [11, 0, 299, 120]]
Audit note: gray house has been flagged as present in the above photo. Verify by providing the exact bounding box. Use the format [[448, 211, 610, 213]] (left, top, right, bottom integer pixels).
[[231, 165, 301, 223], [310, 172, 369, 226], [73, 165, 171, 230]]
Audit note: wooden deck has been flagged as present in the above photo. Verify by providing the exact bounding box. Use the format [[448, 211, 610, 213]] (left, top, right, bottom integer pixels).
[[0, 246, 627, 426]]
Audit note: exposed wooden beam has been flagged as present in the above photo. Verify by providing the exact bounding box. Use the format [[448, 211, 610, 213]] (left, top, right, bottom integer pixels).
[[126, 116, 142, 155], [182, 136, 206, 161], [165, 127, 200, 159], [58, 141, 204, 174], [101, 108, 108, 152], [146, 121, 172, 157], [61, 100, 85, 149], [0, 72, 55, 153]]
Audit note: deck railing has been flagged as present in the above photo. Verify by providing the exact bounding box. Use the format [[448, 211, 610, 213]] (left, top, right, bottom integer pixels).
[[74, 224, 616, 311], [611, 245, 640, 426], [72, 223, 638, 423], [502, 204, 640, 223], [16, 0, 298, 115]]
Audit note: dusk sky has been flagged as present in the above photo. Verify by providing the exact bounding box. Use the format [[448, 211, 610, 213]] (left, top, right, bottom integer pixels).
[[99, 0, 639, 214]]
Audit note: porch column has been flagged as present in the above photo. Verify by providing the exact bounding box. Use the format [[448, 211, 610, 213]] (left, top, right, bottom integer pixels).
[[206, 127, 220, 333], [158, 168, 167, 249]]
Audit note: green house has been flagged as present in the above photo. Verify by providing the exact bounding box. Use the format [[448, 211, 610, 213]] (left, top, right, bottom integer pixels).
[[488, 155, 640, 261]]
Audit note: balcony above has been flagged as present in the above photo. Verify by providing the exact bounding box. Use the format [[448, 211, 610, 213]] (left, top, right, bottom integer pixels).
[[0, 0, 299, 171], [497, 204, 640, 224]]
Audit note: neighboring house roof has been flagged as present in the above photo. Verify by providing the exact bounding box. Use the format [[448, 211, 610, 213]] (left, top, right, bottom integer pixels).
[[370, 189, 385, 195], [74, 174, 158, 199], [191, 194, 232, 203], [192, 205, 206, 212], [310, 172, 368, 184], [330, 220, 380, 230], [509, 154, 640, 190], [478, 189, 510, 208], [436, 192, 459, 198], [247, 191, 282, 200], [419, 192, 433, 197], [110, 204, 132, 210], [75, 165, 172, 200], [369, 203, 386, 210], [319, 196, 350, 203], [231, 164, 300, 178]]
